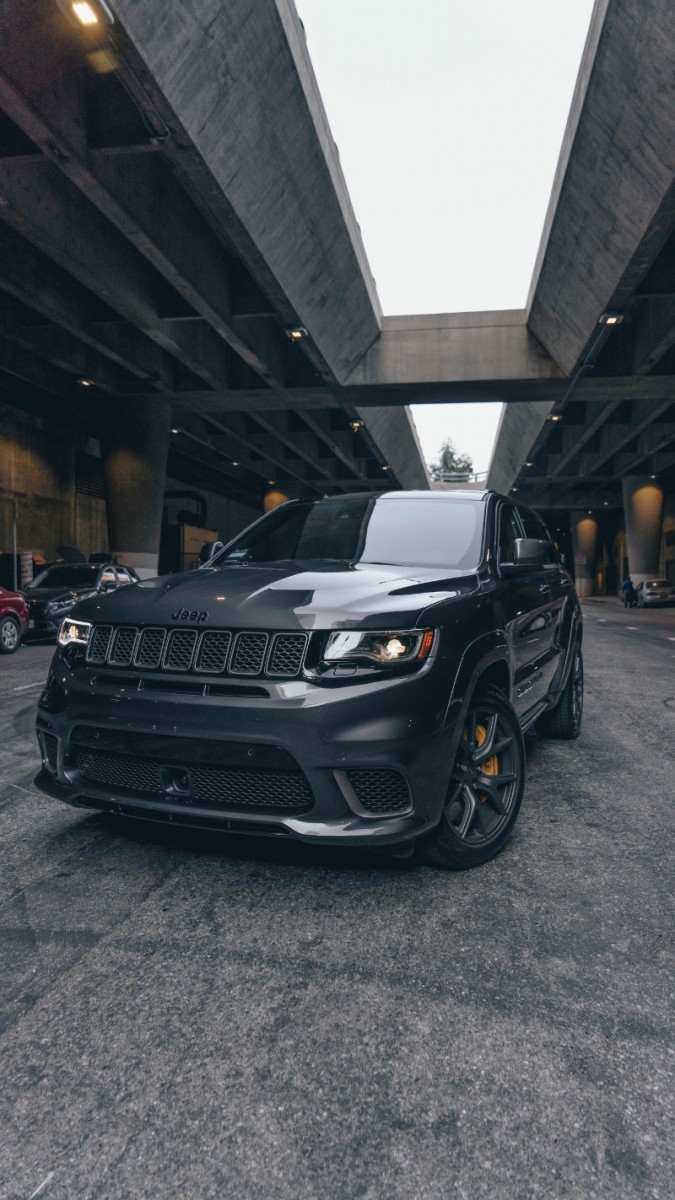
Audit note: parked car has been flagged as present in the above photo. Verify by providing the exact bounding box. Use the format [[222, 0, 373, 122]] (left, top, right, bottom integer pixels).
[[634, 579, 675, 607], [34, 491, 582, 870], [23, 562, 139, 637], [0, 585, 30, 654]]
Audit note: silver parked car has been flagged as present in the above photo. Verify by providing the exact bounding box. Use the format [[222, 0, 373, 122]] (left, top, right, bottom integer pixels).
[[635, 579, 675, 607]]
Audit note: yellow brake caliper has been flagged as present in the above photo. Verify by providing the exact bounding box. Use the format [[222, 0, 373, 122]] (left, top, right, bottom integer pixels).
[[463, 723, 498, 801]]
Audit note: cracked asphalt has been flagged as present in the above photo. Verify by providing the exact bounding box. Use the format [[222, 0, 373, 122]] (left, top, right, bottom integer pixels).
[[1, 603, 673, 1200]]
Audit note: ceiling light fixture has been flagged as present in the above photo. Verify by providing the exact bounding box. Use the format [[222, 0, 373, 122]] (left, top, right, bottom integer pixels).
[[547, 413, 562, 422], [350, 421, 364, 432], [523, 461, 534, 468], [598, 312, 624, 326], [57, 0, 115, 26], [77, 378, 92, 387], [285, 326, 308, 341]]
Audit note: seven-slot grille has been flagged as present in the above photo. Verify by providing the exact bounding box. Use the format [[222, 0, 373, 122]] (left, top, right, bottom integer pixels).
[[86, 624, 308, 679]]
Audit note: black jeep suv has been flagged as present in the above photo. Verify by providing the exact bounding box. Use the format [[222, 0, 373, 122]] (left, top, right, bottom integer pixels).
[[35, 491, 582, 869]]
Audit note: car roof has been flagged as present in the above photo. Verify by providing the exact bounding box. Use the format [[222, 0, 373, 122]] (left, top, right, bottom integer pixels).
[[295, 490, 492, 504]]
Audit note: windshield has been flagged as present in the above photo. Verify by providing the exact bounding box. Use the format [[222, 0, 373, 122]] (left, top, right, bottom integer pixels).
[[213, 497, 484, 571], [27, 564, 100, 590]]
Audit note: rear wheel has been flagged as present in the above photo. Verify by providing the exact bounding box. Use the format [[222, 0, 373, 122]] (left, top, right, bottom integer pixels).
[[539, 642, 583, 739], [423, 686, 525, 870], [0, 614, 21, 654]]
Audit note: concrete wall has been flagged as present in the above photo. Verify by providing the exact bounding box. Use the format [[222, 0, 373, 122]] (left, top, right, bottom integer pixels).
[[0, 403, 107, 562]]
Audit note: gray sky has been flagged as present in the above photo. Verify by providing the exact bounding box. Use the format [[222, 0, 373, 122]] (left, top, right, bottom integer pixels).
[[294, 0, 596, 473]]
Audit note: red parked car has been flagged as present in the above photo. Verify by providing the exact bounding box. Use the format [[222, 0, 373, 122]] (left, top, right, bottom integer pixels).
[[0, 585, 29, 654]]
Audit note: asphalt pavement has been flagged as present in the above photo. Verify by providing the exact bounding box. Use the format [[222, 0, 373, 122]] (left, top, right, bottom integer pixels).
[[0, 604, 673, 1200]]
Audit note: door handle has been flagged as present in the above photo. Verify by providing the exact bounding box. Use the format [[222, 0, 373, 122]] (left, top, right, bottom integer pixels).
[[538, 583, 552, 594]]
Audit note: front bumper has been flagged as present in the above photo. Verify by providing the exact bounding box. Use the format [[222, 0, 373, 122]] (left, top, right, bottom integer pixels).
[[35, 653, 462, 849]]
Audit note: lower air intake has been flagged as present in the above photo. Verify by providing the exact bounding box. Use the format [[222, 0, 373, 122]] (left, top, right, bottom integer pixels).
[[344, 769, 412, 815], [73, 748, 313, 814]]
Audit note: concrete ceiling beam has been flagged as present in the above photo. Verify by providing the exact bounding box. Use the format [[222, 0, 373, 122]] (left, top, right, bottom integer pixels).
[[528, 0, 675, 374], [107, 0, 381, 382]]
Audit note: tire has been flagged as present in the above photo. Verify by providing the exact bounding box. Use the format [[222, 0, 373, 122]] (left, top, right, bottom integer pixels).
[[539, 641, 583, 740], [423, 686, 525, 870], [0, 614, 21, 654]]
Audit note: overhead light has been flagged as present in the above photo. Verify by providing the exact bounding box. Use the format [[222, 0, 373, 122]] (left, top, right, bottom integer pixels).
[[598, 312, 624, 326], [603, 501, 609, 506], [511, 487, 519, 493], [547, 413, 562, 422], [523, 461, 534, 468], [72, 2, 99, 22], [267, 480, 276, 486], [231, 461, 241, 467], [77, 378, 92, 387], [381, 465, 391, 471], [285, 326, 308, 341], [170, 427, 181, 435], [350, 421, 364, 432], [58, 0, 115, 26]]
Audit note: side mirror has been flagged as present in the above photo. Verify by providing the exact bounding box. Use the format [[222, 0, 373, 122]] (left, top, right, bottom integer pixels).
[[501, 539, 552, 572], [199, 540, 224, 567]]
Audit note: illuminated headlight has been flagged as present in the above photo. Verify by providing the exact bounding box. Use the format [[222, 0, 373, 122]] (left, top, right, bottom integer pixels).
[[322, 629, 434, 666], [57, 619, 91, 648]]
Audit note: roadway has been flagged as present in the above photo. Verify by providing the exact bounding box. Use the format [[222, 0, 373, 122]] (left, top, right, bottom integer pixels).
[[0, 606, 673, 1199]]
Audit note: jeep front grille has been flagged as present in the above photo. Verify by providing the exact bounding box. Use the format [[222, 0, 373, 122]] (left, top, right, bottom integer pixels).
[[85, 624, 308, 680]]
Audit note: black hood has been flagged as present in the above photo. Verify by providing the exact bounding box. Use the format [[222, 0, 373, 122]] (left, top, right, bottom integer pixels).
[[71, 562, 476, 632], [25, 586, 94, 604]]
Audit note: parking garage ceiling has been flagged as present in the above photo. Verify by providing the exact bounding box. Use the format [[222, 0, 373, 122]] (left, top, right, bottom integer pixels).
[[0, 0, 425, 503], [2, 0, 675, 514]]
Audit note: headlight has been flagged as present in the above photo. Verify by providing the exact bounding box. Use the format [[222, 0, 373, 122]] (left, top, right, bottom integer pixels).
[[322, 629, 434, 666], [57, 619, 91, 648]]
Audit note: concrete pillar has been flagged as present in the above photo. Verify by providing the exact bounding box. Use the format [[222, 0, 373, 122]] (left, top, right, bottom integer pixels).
[[621, 476, 665, 586], [571, 512, 598, 597], [100, 397, 171, 578], [263, 487, 291, 513]]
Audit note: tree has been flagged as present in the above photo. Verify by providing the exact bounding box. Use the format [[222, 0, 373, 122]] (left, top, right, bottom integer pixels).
[[429, 437, 473, 481]]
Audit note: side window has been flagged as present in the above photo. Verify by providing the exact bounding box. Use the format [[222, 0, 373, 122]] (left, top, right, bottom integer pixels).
[[517, 507, 560, 563], [115, 568, 132, 585], [101, 568, 117, 587], [497, 505, 523, 564], [517, 508, 545, 540]]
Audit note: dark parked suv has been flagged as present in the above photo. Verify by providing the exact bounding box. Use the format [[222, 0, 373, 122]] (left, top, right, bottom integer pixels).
[[35, 492, 582, 869]]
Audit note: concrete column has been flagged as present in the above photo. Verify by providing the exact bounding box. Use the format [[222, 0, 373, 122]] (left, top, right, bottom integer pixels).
[[571, 512, 598, 597], [100, 397, 171, 578], [621, 476, 665, 586], [263, 487, 291, 513]]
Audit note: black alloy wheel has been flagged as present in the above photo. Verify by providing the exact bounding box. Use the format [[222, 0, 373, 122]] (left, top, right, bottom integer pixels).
[[539, 641, 583, 740], [423, 686, 525, 870], [0, 614, 21, 654]]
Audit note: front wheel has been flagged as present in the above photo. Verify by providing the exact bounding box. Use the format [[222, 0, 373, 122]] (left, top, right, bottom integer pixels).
[[0, 615, 21, 654], [423, 686, 525, 870]]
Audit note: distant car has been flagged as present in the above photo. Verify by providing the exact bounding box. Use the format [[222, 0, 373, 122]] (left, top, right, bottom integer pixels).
[[635, 579, 675, 607], [23, 563, 139, 637], [0, 586, 30, 654]]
